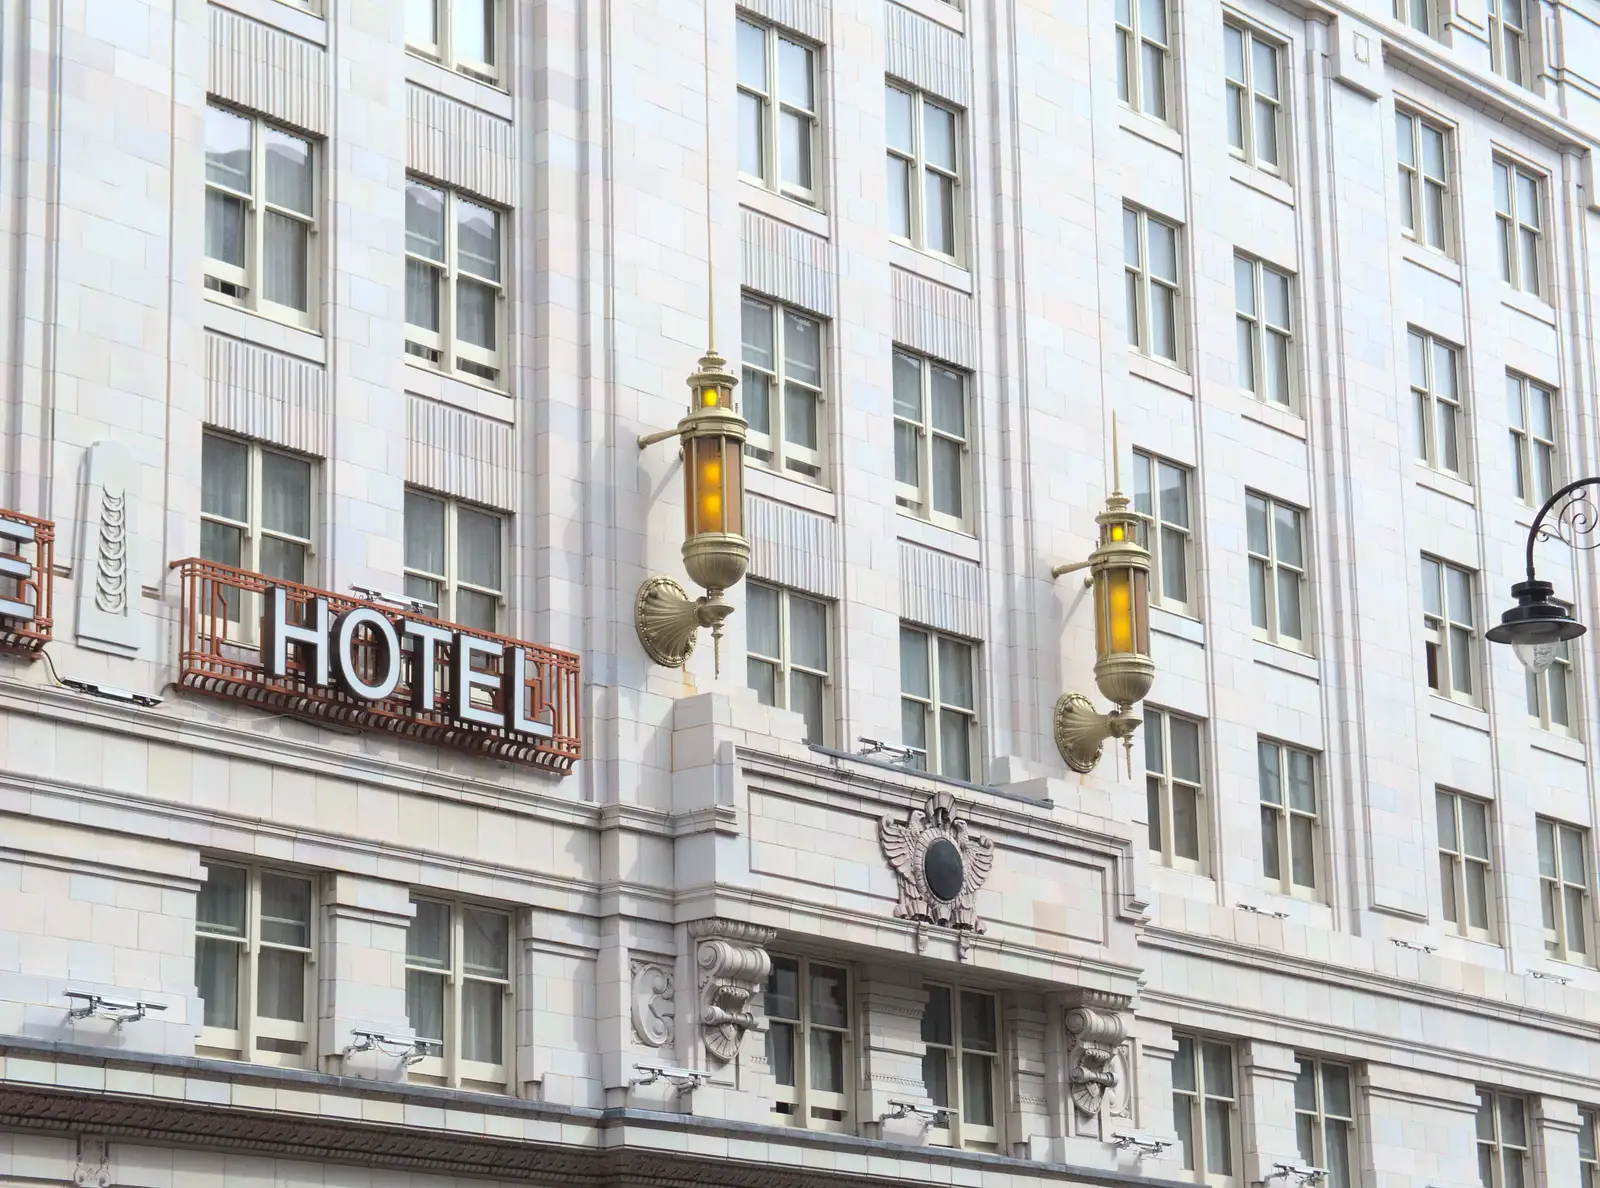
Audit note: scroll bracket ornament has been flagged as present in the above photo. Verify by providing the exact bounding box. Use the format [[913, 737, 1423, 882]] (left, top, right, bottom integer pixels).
[[73, 1135, 111, 1187], [688, 919, 775, 1063], [630, 960, 675, 1048], [878, 790, 995, 961], [1064, 991, 1132, 1122]]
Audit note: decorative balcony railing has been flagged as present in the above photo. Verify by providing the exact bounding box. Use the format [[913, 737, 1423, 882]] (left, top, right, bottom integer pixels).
[[172, 558, 582, 773], [0, 510, 54, 657]]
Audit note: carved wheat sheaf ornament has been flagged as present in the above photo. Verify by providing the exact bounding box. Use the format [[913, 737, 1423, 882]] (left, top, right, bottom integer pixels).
[[93, 490, 127, 614], [879, 790, 995, 957]]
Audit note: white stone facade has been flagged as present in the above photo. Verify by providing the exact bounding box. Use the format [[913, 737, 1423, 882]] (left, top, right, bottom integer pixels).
[[0, 0, 1599, 1183]]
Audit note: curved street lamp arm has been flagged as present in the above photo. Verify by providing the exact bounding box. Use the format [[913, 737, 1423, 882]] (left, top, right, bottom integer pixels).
[[1523, 476, 1600, 582]]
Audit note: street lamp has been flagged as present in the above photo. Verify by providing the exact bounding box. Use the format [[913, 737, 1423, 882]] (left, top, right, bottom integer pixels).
[[1486, 478, 1593, 672]]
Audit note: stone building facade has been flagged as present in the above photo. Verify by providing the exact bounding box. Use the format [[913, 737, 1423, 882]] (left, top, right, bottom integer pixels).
[[1, 0, 1600, 1183]]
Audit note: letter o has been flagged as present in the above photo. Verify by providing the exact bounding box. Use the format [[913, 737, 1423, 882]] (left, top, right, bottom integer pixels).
[[332, 607, 402, 701]]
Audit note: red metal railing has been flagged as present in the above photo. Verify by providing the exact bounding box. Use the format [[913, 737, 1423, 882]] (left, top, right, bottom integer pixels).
[[0, 510, 54, 657], [171, 558, 582, 774]]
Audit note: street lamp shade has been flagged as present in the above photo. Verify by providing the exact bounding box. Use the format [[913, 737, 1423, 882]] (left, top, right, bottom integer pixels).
[[1486, 579, 1585, 672]]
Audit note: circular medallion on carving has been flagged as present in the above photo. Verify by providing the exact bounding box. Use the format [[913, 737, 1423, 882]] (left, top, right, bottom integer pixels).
[[923, 838, 965, 902]]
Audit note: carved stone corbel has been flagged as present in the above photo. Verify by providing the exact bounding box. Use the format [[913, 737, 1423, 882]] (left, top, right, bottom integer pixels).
[[688, 919, 775, 1063], [73, 1136, 111, 1187], [630, 960, 675, 1048], [1064, 991, 1132, 1122]]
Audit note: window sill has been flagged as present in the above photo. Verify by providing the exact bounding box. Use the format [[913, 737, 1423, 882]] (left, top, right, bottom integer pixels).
[[1428, 693, 1490, 732], [404, 53, 514, 120], [897, 513, 980, 562], [1414, 466, 1475, 506], [211, 0, 326, 43], [888, 242, 972, 295], [1127, 352, 1194, 396], [403, 361, 514, 422], [204, 300, 326, 366], [739, 182, 829, 239], [1151, 606, 1204, 645], [1253, 638, 1318, 680], [1116, 109, 1184, 156], [1501, 286, 1558, 327], [1530, 730, 1586, 764], [1400, 240, 1462, 283], [889, 0, 966, 34], [1238, 396, 1306, 439], [1228, 159, 1294, 208], [746, 466, 837, 518]]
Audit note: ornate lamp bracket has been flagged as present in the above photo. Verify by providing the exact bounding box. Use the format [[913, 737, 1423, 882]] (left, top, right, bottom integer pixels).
[[1054, 692, 1144, 777]]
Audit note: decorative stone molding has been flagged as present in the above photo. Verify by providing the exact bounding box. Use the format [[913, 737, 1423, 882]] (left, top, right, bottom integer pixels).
[[630, 961, 675, 1048], [878, 791, 994, 957], [74, 441, 141, 657], [1063, 991, 1132, 1122], [73, 1135, 111, 1187], [688, 919, 775, 1063]]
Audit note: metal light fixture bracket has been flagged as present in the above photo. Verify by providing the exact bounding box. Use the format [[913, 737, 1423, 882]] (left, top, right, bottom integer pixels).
[[1054, 691, 1143, 775]]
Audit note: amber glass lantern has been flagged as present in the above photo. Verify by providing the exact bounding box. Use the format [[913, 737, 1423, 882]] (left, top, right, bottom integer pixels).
[[636, 350, 751, 672]]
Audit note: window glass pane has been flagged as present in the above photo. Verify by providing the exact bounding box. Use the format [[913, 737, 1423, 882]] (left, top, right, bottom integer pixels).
[[1516, 173, 1539, 225], [405, 183, 447, 261], [938, 638, 974, 710], [784, 312, 822, 386], [738, 20, 768, 89], [1323, 1064, 1352, 1116], [789, 594, 828, 672], [454, 0, 493, 64], [747, 583, 781, 658], [264, 130, 313, 214], [922, 984, 953, 1044], [1293, 1059, 1317, 1113], [925, 172, 955, 255], [1537, 819, 1557, 877], [810, 1026, 845, 1093], [1161, 528, 1188, 603], [1205, 1099, 1234, 1174], [462, 977, 503, 1063], [894, 353, 924, 422], [1247, 495, 1269, 556], [748, 657, 777, 706], [1409, 331, 1429, 389], [1262, 805, 1281, 880], [931, 368, 965, 437], [262, 212, 310, 311], [405, 490, 447, 576], [960, 990, 997, 1051], [940, 709, 971, 781], [1436, 791, 1459, 851], [407, 899, 451, 968], [902, 698, 928, 764], [886, 87, 914, 153], [197, 862, 248, 935], [1291, 815, 1316, 886], [1224, 25, 1245, 80], [201, 521, 243, 573], [260, 872, 312, 946], [900, 627, 930, 698], [1173, 785, 1201, 860], [456, 506, 503, 592], [1396, 113, 1416, 167], [1288, 750, 1316, 811], [961, 1051, 996, 1125], [1235, 257, 1256, 315], [767, 1021, 797, 1087], [201, 434, 250, 522], [790, 669, 825, 744], [1561, 826, 1586, 883], [405, 259, 442, 333], [407, 0, 438, 44], [1274, 504, 1303, 568], [778, 39, 814, 108], [1157, 462, 1188, 525], [1259, 742, 1282, 804], [1461, 798, 1489, 859], [1203, 1041, 1235, 1097], [740, 92, 764, 177], [206, 190, 247, 270], [1252, 39, 1279, 99], [1172, 1036, 1196, 1090], [260, 451, 312, 538], [1123, 208, 1141, 267], [766, 956, 800, 1020], [924, 104, 957, 173], [1169, 717, 1200, 783], [457, 201, 501, 283], [205, 106, 253, 192], [257, 947, 306, 1022], [1147, 220, 1177, 282], [1500, 1095, 1526, 1146], [1140, 0, 1168, 40], [1264, 270, 1290, 327], [809, 964, 848, 1028], [932, 437, 963, 518], [1446, 566, 1473, 623], [923, 1047, 951, 1107], [743, 299, 775, 374], [1144, 708, 1164, 772], [197, 937, 240, 1029]]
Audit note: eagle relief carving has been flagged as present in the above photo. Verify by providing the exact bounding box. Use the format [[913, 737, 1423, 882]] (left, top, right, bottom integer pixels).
[[878, 791, 995, 956]]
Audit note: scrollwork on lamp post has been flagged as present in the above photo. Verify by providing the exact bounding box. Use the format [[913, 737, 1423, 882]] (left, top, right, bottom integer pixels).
[[1486, 477, 1596, 668]]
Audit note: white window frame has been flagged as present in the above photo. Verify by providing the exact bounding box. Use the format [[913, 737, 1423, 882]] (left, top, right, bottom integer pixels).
[[203, 104, 319, 330], [1171, 1033, 1239, 1186], [736, 16, 821, 205], [885, 83, 964, 260], [1395, 0, 1436, 36], [1145, 706, 1206, 874], [1538, 817, 1592, 964], [741, 294, 827, 483], [1293, 1056, 1355, 1188], [1476, 1089, 1530, 1188], [402, 487, 506, 632], [405, 179, 508, 389], [1258, 739, 1320, 898], [1246, 492, 1309, 650], [1494, 157, 1546, 299], [1581, 1107, 1598, 1187], [195, 860, 317, 1069], [1488, 0, 1534, 88], [921, 983, 1002, 1151], [1508, 372, 1559, 508], [1526, 627, 1575, 735], [900, 623, 978, 782], [1224, 22, 1285, 176], [892, 350, 972, 532], [1234, 254, 1295, 408], [405, 896, 513, 1091], [406, 0, 506, 86], [746, 580, 833, 746], [1437, 788, 1496, 942], [1124, 205, 1183, 365], [1115, 0, 1172, 122], [1396, 108, 1452, 254], [1131, 450, 1195, 616], [1409, 329, 1466, 480], [765, 954, 853, 1132], [1422, 556, 1479, 705]]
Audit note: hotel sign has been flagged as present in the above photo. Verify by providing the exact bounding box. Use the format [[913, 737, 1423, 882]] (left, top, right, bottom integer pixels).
[[172, 558, 581, 773], [0, 509, 54, 656]]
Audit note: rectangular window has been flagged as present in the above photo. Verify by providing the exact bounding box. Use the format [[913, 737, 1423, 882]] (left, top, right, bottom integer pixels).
[[921, 984, 1001, 1150], [765, 955, 852, 1131], [1422, 556, 1478, 703], [900, 624, 977, 781], [1476, 1089, 1529, 1188], [741, 296, 826, 482], [1294, 1057, 1355, 1188], [1246, 493, 1308, 648], [1259, 740, 1319, 895], [1437, 789, 1495, 940], [204, 105, 317, 327], [886, 84, 962, 258], [1526, 629, 1574, 733], [1581, 1108, 1598, 1188], [1396, 0, 1435, 36], [403, 489, 504, 632], [405, 897, 512, 1090], [406, 0, 504, 85], [405, 180, 506, 387], [892, 350, 971, 529], [1409, 330, 1465, 478], [1488, 0, 1533, 87], [1507, 372, 1558, 507], [195, 860, 315, 1067], [1146, 707, 1205, 872], [1234, 255, 1294, 407], [1396, 109, 1451, 253], [201, 431, 315, 631], [1224, 23, 1283, 174], [1494, 158, 1545, 298], [747, 580, 831, 746], [1115, 0, 1171, 121], [1124, 206, 1182, 364], [737, 18, 820, 204], [1537, 817, 1591, 963], [1131, 451, 1194, 614], [1171, 1034, 1237, 1182]]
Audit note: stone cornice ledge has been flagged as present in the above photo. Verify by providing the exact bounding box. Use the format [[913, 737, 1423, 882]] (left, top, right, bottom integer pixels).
[[0, 1039, 1187, 1188]]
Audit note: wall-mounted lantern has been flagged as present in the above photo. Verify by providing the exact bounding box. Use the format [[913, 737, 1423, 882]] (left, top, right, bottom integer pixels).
[[635, 349, 750, 673], [1049, 444, 1155, 775]]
